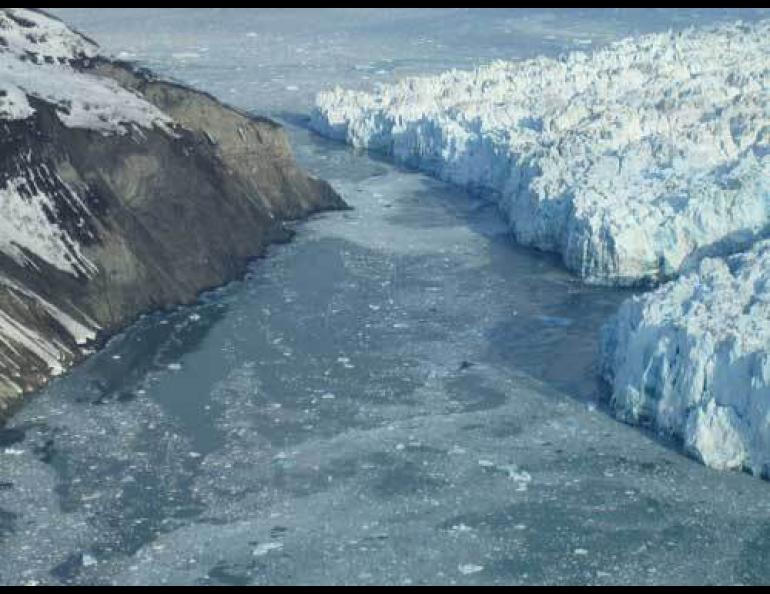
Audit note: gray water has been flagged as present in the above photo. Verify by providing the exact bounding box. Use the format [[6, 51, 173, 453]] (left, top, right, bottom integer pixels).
[[2, 8, 770, 585]]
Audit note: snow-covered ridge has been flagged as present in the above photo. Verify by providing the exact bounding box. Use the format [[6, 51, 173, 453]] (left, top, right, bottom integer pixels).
[[0, 8, 171, 133], [312, 19, 770, 286], [0, 8, 97, 63], [0, 9, 125, 279], [0, 161, 97, 278], [600, 240, 770, 474]]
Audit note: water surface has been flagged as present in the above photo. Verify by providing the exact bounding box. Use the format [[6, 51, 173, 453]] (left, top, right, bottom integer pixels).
[[2, 8, 770, 585]]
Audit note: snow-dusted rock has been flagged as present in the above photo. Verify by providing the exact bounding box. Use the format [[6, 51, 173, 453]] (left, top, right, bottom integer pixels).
[[0, 9, 344, 412], [0, 8, 171, 132], [312, 20, 770, 286], [600, 240, 770, 474]]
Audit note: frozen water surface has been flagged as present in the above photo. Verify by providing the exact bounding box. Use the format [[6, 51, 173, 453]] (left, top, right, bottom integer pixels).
[[1, 8, 769, 585]]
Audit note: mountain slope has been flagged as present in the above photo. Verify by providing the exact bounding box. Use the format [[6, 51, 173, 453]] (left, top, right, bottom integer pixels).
[[0, 8, 345, 415]]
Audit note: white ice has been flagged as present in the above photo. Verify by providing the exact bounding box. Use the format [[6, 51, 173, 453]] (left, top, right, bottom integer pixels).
[[601, 239, 770, 474], [312, 19, 770, 286]]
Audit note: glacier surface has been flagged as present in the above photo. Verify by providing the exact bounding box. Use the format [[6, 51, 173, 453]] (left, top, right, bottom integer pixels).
[[312, 19, 770, 286], [601, 239, 770, 474]]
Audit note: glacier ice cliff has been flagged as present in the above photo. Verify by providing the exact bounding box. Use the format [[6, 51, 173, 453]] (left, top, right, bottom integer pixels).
[[312, 19, 770, 287], [600, 240, 770, 474], [0, 9, 344, 414], [312, 18, 770, 474]]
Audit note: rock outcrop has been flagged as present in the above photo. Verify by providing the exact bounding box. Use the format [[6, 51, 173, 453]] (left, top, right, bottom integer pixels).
[[0, 8, 345, 415]]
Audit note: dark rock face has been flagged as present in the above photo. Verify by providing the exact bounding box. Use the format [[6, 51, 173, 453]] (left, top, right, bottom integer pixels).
[[0, 9, 345, 416]]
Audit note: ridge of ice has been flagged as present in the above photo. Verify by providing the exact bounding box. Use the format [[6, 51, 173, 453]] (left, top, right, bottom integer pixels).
[[312, 19, 770, 286], [600, 239, 770, 474]]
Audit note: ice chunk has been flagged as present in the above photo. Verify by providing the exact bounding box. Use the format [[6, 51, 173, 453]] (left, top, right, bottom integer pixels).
[[458, 564, 484, 575], [252, 542, 283, 557]]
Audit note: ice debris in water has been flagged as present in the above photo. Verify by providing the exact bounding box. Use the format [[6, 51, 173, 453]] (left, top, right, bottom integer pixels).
[[458, 564, 484, 575], [252, 542, 283, 557]]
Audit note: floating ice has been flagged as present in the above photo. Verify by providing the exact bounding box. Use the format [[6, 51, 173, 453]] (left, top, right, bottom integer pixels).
[[252, 542, 283, 557], [574, 548, 589, 556]]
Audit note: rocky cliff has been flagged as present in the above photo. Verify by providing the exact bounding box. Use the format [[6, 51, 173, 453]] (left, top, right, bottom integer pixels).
[[0, 8, 345, 416]]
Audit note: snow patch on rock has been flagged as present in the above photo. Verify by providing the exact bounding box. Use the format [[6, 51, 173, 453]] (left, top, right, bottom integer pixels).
[[0, 8, 172, 134], [600, 240, 770, 474], [312, 19, 770, 285], [0, 173, 96, 278]]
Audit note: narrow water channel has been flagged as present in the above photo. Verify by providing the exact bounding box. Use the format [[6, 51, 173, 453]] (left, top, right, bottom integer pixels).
[[1, 8, 769, 586]]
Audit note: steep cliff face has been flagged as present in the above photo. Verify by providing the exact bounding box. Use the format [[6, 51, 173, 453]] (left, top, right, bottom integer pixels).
[[0, 8, 345, 415], [600, 240, 770, 474], [312, 19, 770, 287]]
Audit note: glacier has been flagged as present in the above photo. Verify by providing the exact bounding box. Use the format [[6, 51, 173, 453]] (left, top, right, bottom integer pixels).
[[312, 19, 770, 286], [601, 240, 770, 474], [311, 17, 770, 475]]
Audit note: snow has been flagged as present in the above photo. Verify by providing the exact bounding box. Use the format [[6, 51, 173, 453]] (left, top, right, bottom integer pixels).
[[0, 8, 97, 64], [312, 19, 770, 286], [0, 308, 69, 378], [600, 239, 770, 474], [0, 275, 98, 346], [0, 174, 96, 278], [0, 9, 180, 395], [0, 140, 101, 395], [0, 8, 172, 134]]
